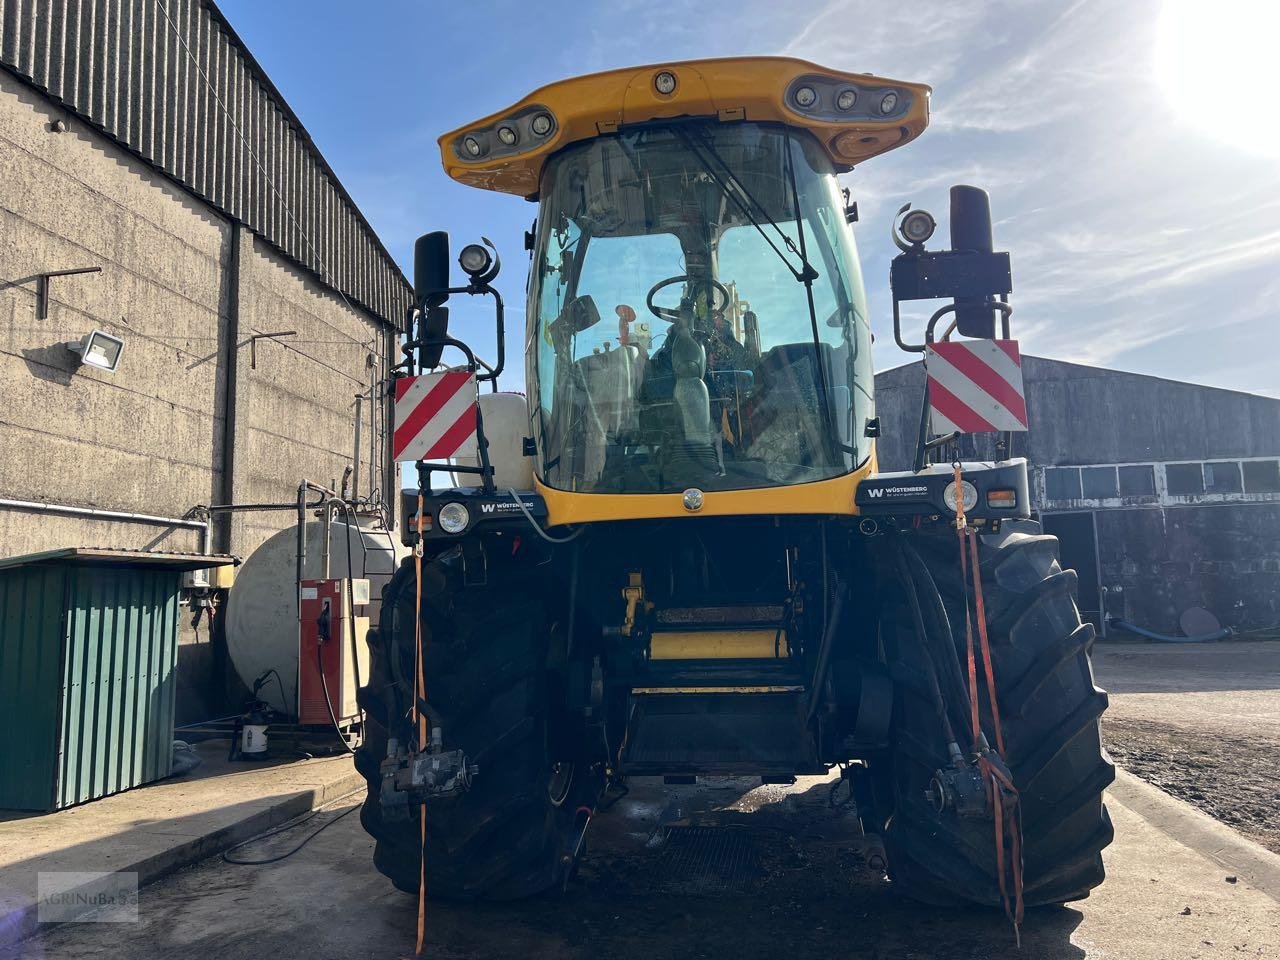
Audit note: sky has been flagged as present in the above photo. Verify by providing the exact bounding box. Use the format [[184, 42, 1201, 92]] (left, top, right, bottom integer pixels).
[[219, 0, 1280, 398]]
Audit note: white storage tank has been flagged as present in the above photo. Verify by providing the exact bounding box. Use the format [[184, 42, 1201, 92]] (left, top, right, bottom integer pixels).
[[223, 515, 406, 715]]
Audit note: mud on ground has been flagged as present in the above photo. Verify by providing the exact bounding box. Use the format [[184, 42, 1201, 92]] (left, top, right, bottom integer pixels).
[[1103, 716, 1280, 855]]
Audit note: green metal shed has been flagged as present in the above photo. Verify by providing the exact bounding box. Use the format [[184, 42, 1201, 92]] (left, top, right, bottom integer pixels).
[[0, 548, 235, 811]]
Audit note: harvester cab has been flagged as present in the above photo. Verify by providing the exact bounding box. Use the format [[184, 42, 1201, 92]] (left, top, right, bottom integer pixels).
[[362, 57, 1111, 917]]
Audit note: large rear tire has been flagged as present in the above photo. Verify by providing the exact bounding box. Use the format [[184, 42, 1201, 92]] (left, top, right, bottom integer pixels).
[[355, 547, 588, 900], [882, 520, 1114, 907]]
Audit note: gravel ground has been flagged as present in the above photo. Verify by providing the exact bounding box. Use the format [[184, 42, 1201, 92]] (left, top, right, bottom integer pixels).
[[1093, 640, 1280, 855]]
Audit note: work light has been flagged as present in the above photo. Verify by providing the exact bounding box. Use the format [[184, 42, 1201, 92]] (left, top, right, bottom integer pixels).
[[900, 209, 936, 245], [66, 330, 125, 372], [459, 244, 492, 277]]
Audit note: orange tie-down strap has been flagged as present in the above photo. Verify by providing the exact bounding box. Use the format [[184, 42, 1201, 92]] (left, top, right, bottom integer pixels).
[[953, 465, 1024, 938], [414, 493, 428, 958]]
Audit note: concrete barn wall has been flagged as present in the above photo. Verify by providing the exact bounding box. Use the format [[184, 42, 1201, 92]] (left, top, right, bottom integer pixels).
[[873, 356, 1280, 472], [0, 71, 398, 721], [0, 70, 393, 562], [0, 70, 227, 555], [1097, 505, 1280, 634]]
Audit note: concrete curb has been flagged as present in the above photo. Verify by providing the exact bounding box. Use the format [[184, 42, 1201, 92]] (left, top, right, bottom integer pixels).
[[1109, 767, 1280, 902], [1, 767, 366, 949]]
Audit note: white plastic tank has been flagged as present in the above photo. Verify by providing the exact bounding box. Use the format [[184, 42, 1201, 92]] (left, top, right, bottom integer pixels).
[[223, 515, 406, 715], [450, 391, 535, 490]]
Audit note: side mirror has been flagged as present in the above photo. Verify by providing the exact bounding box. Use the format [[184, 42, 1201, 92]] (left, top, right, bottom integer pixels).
[[414, 231, 451, 308], [949, 186, 997, 339]]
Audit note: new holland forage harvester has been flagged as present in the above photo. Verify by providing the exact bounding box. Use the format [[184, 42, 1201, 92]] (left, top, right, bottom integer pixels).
[[355, 57, 1113, 926]]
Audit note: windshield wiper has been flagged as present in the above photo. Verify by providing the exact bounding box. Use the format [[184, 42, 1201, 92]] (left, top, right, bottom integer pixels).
[[673, 128, 819, 284]]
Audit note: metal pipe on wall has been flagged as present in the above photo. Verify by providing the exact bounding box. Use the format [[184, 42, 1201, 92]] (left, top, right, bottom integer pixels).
[[0, 498, 211, 554], [352, 393, 363, 502]]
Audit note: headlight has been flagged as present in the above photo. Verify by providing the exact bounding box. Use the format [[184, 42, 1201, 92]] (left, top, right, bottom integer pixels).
[[794, 85, 818, 108], [497, 126, 518, 146], [836, 89, 857, 111], [943, 479, 979, 514], [879, 92, 899, 115], [654, 71, 677, 95], [531, 113, 554, 136], [437, 502, 470, 535]]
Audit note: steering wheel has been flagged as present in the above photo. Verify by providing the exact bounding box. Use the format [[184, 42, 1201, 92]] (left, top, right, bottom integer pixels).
[[646, 274, 731, 323]]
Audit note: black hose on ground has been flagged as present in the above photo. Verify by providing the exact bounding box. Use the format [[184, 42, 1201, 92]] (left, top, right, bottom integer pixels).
[[1107, 618, 1234, 643]]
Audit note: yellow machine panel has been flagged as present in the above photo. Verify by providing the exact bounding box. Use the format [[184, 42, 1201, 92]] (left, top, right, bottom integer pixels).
[[439, 56, 931, 196], [649, 629, 789, 660], [535, 457, 875, 527]]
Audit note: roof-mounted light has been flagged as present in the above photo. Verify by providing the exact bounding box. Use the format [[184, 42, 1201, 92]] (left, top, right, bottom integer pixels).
[[879, 92, 899, 115], [836, 89, 857, 111], [794, 85, 818, 109], [454, 106, 555, 163], [654, 70, 677, 95]]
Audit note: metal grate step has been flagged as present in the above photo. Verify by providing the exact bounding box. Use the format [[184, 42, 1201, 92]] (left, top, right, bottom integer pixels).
[[656, 825, 761, 893]]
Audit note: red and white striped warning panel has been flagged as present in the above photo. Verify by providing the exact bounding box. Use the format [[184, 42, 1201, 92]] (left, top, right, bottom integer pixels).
[[925, 339, 1028, 434], [392, 371, 478, 462]]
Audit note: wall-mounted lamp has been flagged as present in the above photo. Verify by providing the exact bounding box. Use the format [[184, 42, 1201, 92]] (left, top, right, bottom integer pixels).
[[66, 329, 125, 372]]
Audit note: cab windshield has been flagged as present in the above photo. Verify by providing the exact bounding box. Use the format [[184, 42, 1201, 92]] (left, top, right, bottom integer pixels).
[[528, 121, 873, 494]]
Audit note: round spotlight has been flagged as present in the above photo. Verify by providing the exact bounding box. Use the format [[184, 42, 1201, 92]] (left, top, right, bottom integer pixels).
[[900, 209, 936, 245], [943, 479, 979, 514], [531, 113, 554, 136], [462, 136, 483, 157], [794, 85, 818, 109], [497, 126, 518, 146], [437, 502, 470, 535], [879, 91, 899, 115], [458, 243, 493, 277], [654, 71, 677, 95], [836, 88, 858, 111]]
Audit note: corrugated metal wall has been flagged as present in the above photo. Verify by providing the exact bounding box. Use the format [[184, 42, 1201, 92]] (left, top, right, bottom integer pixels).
[[0, 0, 411, 325], [58, 565, 179, 808], [0, 563, 179, 811], [0, 563, 66, 810]]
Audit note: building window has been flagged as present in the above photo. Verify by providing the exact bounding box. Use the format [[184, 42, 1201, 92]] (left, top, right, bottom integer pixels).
[[1045, 467, 1082, 500], [1165, 462, 1204, 496], [1203, 461, 1242, 494], [1243, 459, 1280, 494], [1081, 466, 1118, 499], [1118, 464, 1156, 497]]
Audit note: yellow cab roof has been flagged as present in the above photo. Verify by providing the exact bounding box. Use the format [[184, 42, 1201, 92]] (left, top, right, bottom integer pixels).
[[438, 56, 931, 197]]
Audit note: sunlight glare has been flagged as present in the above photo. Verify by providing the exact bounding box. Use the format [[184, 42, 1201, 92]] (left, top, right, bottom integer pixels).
[[1155, 0, 1280, 157]]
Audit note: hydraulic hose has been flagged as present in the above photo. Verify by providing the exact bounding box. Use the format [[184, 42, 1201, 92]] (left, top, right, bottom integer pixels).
[[890, 546, 958, 745], [899, 538, 975, 728], [507, 488, 583, 543], [1107, 618, 1233, 643]]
